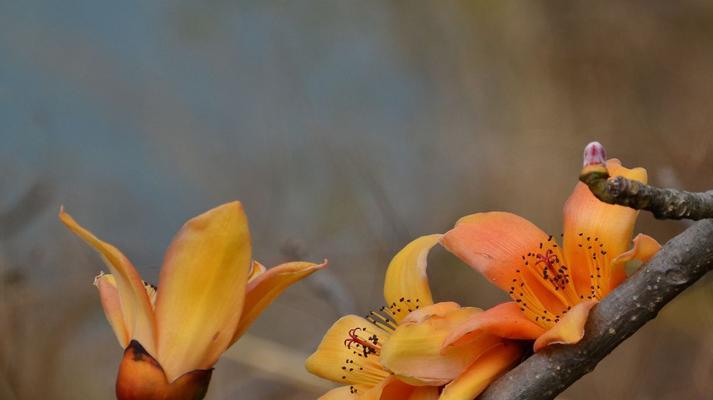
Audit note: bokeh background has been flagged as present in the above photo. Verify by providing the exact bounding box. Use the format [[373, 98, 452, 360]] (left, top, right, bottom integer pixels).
[[2, 1, 713, 399]]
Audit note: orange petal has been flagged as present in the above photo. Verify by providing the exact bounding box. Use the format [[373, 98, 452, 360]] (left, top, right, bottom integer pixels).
[[247, 260, 267, 283], [443, 302, 546, 349], [405, 386, 440, 400], [155, 202, 252, 381], [533, 300, 597, 351], [317, 378, 437, 400], [306, 315, 390, 386], [442, 212, 569, 316], [94, 273, 130, 348], [440, 342, 522, 400], [116, 340, 212, 400], [60, 208, 156, 354], [610, 233, 661, 288], [379, 304, 503, 386], [230, 260, 328, 344], [563, 159, 647, 298], [383, 234, 441, 323]]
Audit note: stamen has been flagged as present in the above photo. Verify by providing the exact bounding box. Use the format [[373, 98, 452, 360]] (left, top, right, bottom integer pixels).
[[339, 322, 390, 383]]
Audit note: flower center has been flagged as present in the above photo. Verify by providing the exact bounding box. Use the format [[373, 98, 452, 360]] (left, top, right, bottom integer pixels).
[[509, 235, 578, 329], [344, 327, 382, 357], [573, 232, 611, 300], [338, 312, 392, 384]]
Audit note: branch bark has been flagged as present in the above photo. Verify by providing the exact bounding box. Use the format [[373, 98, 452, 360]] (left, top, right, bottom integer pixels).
[[579, 165, 713, 220]]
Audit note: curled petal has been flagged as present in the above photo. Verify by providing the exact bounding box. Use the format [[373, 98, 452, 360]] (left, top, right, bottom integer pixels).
[[383, 235, 442, 323], [155, 202, 253, 381], [94, 273, 130, 348], [401, 302, 462, 324], [440, 342, 523, 400], [442, 212, 569, 315], [116, 340, 212, 400], [443, 302, 545, 349], [563, 159, 647, 297], [247, 261, 267, 283], [380, 305, 502, 386], [610, 233, 661, 287], [231, 260, 328, 344], [306, 315, 390, 386], [533, 300, 597, 351], [60, 209, 156, 355]]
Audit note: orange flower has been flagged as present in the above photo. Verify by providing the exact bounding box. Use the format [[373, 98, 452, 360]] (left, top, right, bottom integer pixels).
[[441, 159, 661, 351], [60, 202, 326, 400], [306, 235, 523, 400]]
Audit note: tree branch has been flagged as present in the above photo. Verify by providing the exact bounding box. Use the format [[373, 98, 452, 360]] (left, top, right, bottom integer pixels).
[[479, 142, 713, 399], [579, 165, 713, 220]]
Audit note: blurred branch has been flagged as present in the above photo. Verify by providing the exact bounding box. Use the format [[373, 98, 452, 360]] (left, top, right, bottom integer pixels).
[[579, 165, 713, 220], [223, 334, 333, 392], [0, 180, 53, 240], [479, 218, 713, 400]]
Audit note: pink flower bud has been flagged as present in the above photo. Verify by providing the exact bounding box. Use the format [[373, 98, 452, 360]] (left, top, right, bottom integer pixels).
[[583, 141, 607, 167]]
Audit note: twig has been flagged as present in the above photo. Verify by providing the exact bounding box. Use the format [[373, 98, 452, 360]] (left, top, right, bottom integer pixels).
[[578, 142, 713, 220], [479, 218, 713, 400], [479, 142, 713, 399]]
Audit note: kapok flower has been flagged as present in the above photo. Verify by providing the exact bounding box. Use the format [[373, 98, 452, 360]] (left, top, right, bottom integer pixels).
[[441, 157, 661, 352], [306, 235, 523, 400], [60, 202, 326, 400]]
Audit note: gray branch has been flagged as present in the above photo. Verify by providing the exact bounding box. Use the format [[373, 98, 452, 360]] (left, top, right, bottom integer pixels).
[[579, 167, 713, 220]]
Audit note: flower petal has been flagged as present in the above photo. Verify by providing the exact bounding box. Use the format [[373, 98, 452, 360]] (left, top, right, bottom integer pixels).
[[533, 300, 597, 351], [94, 273, 130, 348], [230, 260, 328, 344], [318, 385, 366, 400], [379, 304, 502, 386], [442, 212, 570, 316], [306, 315, 390, 386], [610, 233, 661, 287], [247, 260, 267, 283], [155, 201, 252, 381], [563, 159, 647, 297], [60, 209, 156, 354], [383, 234, 442, 323], [442, 302, 546, 349], [440, 342, 522, 400]]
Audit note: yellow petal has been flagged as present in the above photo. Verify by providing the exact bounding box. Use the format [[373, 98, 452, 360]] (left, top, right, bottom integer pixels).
[[610, 233, 661, 288], [247, 260, 267, 283], [60, 208, 156, 354], [94, 273, 130, 348], [440, 342, 522, 400], [563, 159, 647, 298], [379, 304, 503, 386], [358, 376, 423, 400], [230, 260, 328, 344], [533, 300, 597, 351], [155, 201, 252, 381], [442, 302, 545, 349], [383, 235, 442, 323], [318, 385, 365, 400], [306, 315, 390, 386]]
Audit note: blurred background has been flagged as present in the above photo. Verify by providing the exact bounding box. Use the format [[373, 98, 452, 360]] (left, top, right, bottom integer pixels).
[[1, 1, 712, 399]]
